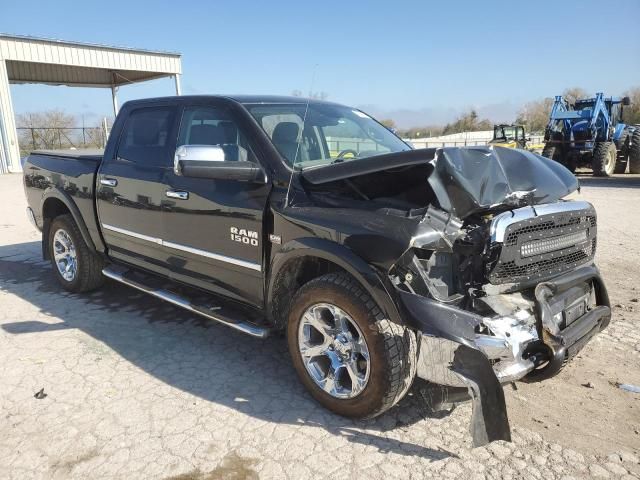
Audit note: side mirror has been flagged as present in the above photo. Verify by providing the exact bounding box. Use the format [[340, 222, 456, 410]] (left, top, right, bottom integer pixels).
[[622, 96, 631, 106], [174, 145, 266, 183]]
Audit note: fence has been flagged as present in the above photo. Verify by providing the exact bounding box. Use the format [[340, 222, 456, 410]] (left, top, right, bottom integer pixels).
[[326, 135, 546, 154], [409, 135, 545, 149], [17, 120, 111, 156]]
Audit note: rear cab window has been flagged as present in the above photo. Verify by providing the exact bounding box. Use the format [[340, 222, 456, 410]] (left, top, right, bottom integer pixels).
[[116, 106, 177, 167]]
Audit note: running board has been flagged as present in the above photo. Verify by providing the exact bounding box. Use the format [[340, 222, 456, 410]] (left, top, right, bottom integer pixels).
[[102, 265, 270, 338]]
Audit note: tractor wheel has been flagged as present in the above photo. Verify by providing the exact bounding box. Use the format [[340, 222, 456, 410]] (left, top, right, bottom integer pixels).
[[630, 129, 640, 174], [592, 142, 617, 177], [542, 144, 574, 172]]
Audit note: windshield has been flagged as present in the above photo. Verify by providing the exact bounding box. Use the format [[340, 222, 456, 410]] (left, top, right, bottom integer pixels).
[[495, 126, 517, 140], [246, 103, 411, 169]]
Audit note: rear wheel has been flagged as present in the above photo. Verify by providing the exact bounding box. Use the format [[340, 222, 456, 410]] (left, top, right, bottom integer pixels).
[[613, 160, 628, 174], [630, 129, 640, 174], [592, 142, 617, 177], [48, 214, 105, 293], [287, 273, 416, 418]]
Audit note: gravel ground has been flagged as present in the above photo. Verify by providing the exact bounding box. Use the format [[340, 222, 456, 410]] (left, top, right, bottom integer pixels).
[[0, 172, 639, 479]]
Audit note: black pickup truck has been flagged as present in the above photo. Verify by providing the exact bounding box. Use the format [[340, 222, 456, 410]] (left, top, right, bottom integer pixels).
[[23, 95, 610, 445]]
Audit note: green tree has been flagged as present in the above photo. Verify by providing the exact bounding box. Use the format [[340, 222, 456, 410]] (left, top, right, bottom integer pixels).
[[398, 126, 444, 138], [442, 110, 493, 135], [380, 119, 396, 130]]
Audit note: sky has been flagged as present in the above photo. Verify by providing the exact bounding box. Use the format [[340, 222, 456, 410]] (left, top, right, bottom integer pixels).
[[3, 0, 640, 128]]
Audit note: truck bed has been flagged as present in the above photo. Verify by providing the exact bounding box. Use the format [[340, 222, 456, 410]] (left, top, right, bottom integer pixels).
[[23, 148, 106, 255], [31, 149, 104, 161]]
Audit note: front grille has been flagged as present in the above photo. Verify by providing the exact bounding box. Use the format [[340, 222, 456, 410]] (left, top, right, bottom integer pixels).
[[488, 203, 597, 285], [504, 214, 596, 247]]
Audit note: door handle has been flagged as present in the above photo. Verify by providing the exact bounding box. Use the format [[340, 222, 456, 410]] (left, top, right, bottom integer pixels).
[[166, 190, 189, 200], [100, 178, 117, 187]]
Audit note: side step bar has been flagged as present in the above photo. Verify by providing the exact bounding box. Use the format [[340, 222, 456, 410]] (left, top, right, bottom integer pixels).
[[102, 265, 270, 339]]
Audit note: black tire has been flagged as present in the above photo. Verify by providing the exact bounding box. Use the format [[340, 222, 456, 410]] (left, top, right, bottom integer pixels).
[[630, 129, 640, 174], [287, 273, 416, 419], [541, 144, 574, 172], [541, 143, 557, 160], [614, 160, 628, 174], [48, 214, 105, 293], [592, 142, 617, 177], [614, 131, 630, 173]]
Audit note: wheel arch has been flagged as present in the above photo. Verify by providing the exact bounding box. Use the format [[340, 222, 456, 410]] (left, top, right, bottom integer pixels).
[[267, 237, 403, 330], [40, 188, 96, 260]]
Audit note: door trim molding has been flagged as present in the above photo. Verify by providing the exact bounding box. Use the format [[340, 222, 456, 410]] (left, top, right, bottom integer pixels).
[[102, 223, 163, 245], [101, 223, 262, 271]]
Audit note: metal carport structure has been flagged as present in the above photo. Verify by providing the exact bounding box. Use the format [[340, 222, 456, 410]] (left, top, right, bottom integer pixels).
[[0, 34, 182, 173]]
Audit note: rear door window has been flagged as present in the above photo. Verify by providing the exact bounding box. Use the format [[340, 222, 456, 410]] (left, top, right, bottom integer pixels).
[[116, 107, 177, 167]]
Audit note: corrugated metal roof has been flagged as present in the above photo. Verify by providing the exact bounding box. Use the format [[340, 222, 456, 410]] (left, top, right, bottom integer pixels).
[[0, 33, 180, 56], [0, 33, 181, 86]]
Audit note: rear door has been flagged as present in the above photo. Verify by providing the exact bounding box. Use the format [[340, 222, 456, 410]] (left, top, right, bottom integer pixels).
[[96, 104, 178, 275], [161, 103, 271, 306]]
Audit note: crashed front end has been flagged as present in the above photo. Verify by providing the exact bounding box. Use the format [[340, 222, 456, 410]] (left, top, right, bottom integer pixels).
[[388, 148, 611, 446]]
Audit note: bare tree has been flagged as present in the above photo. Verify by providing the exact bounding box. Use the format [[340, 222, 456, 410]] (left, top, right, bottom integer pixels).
[[17, 110, 76, 152], [16, 110, 111, 154], [380, 119, 396, 130], [562, 87, 590, 106], [622, 86, 640, 125], [516, 97, 554, 133]]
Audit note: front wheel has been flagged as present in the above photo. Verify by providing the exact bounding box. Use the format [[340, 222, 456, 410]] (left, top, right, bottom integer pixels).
[[287, 273, 416, 418], [48, 214, 105, 293], [542, 144, 574, 172]]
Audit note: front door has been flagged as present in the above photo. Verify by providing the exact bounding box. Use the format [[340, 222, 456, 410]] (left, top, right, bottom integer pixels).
[[96, 104, 178, 275], [161, 104, 271, 306]]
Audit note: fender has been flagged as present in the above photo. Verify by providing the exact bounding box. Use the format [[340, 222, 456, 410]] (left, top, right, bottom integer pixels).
[[40, 187, 101, 259], [268, 237, 404, 326], [613, 124, 626, 143]]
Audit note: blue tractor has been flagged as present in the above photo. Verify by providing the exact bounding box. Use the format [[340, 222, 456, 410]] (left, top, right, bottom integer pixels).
[[541, 92, 640, 176]]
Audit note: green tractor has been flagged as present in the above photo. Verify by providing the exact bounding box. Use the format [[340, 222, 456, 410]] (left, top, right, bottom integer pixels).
[[489, 124, 544, 153]]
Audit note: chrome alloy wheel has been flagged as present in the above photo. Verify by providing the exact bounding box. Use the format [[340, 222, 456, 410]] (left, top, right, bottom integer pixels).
[[297, 303, 370, 399], [53, 229, 77, 282]]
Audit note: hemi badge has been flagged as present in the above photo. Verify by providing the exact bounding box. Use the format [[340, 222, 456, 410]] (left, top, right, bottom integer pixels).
[[269, 234, 282, 244]]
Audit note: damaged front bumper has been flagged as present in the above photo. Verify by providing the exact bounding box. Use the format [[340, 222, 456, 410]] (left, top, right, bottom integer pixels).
[[395, 264, 610, 446]]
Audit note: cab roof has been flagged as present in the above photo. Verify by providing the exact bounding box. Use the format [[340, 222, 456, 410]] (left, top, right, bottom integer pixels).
[[123, 94, 339, 108]]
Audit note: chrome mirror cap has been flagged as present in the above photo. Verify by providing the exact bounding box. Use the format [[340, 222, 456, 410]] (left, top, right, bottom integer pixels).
[[174, 145, 225, 175]]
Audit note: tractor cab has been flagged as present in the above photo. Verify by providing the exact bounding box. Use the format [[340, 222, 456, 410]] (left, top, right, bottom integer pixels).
[[489, 124, 528, 149]]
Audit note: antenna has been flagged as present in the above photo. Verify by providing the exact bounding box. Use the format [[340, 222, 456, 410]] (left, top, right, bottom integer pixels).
[[284, 65, 317, 208]]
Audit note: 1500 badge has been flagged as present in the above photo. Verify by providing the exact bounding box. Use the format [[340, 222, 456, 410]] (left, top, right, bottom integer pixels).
[[230, 227, 259, 246]]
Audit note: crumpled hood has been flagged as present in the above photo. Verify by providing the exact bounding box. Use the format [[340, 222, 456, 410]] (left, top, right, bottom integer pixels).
[[428, 146, 579, 219]]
